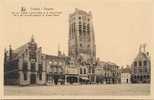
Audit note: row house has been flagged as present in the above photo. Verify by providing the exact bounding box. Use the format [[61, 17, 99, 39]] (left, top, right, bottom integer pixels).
[[95, 61, 121, 84], [120, 66, 131, 84], [131, 44, 151, 83]]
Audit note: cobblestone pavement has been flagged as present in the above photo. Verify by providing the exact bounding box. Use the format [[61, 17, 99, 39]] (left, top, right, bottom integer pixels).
[[4, 84, 150, 96]]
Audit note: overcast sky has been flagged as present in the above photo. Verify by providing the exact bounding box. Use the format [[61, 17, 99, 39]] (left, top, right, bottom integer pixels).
[[0, 0, 153, 67]]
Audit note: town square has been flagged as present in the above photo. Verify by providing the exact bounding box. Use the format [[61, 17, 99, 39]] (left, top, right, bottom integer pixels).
[[2, 1, 152, 99], [5, 84, 150, 96]]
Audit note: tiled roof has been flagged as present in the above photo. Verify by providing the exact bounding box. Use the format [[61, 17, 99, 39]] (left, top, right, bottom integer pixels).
[[13, 43, 28, 54]]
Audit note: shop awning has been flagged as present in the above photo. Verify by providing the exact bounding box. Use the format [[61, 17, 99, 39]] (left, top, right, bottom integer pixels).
[[80, 77, 89, 80]]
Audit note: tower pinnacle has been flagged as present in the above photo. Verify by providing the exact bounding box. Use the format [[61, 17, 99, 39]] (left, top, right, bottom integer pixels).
[[31, 34, 35, 42]]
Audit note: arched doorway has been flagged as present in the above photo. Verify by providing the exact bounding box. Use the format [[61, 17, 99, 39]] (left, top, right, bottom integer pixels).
[[126, 79, 128, 83]]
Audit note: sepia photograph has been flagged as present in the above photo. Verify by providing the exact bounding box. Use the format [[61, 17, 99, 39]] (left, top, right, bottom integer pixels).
[[0, 0, 153, 99]]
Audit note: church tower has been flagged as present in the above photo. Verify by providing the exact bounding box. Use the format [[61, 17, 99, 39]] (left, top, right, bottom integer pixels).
[[68, 8, 96, 63]]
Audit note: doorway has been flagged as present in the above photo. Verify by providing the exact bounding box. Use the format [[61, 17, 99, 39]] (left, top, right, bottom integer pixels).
[[126, 79, 128, 83], [67, 77, 77, 84], [30, 74, 36, 84]]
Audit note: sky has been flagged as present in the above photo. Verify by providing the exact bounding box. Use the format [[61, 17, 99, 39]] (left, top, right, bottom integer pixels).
[[0, 0, 153, 67]]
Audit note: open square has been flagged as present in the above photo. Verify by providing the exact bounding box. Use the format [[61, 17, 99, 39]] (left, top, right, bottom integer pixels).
[[4, 84, 150, 96]]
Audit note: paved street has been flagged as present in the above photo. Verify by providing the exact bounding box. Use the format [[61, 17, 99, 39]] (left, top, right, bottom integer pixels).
[[4, 84, 150, 96]]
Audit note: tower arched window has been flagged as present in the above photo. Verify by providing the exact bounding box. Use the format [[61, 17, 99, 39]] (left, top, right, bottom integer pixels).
[[87, 24, 90, 34], [83, 23, 86, 33], [79, 22, 82, 35], [80, 68, 82, 74], [84, 68, 86, 74], [73, 22, 76, 33], [71, 23, 74, 39]]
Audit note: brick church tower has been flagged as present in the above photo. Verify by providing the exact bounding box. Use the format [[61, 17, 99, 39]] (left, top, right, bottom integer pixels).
[[68, 8, 96, 63]]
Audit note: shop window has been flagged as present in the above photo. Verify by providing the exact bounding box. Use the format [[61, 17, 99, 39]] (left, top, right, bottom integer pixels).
[[134, 75, 136, 79], [24, 72, 27, 80], [39, 73, 42, 80]]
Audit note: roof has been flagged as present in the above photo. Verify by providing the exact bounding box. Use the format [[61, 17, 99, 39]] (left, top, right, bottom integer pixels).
[[99, 61, 117, 66], [70, 8, 91, 17], [106, 61, 117, 66], [13, 43, 28, 54], [134, 51, 150, 61], [121, 67, 131, 73], [44, 54, 70, 61]]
